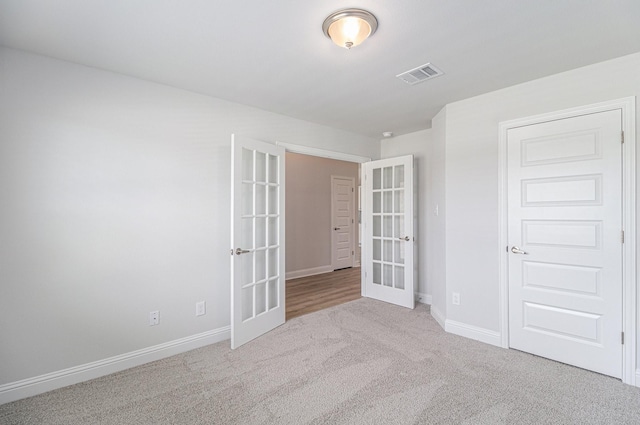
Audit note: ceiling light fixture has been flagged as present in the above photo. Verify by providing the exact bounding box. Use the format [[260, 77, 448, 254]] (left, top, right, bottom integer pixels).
[[322, 8, 378, 49]]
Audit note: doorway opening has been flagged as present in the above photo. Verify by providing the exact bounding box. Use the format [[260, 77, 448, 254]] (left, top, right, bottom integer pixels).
[[284, 150, 362, 320]]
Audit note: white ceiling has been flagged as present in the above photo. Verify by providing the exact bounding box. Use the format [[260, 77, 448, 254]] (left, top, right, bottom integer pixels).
[[1, 1, 640, 139]]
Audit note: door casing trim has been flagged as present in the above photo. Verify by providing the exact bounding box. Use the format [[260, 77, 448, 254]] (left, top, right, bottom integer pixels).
[[497, 97, 637, 385]]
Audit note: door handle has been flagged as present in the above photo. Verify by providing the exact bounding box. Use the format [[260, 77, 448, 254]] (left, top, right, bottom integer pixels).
[[334, 227, 340, 230], [235, 248, 250, 255], [398, 236, 410, 241], [510, 246, 528, 255]]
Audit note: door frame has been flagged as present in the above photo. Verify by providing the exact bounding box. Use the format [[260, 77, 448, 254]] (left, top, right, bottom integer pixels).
[[331, 175, 356, 270], [497, 97, 637, 385]]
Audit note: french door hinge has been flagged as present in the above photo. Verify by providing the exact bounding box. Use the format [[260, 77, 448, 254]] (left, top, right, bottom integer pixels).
[[621, 230, 625, 244], [622, 131, 625, 144], [622, 331, 625, 345], [352, 187, 354, 192]]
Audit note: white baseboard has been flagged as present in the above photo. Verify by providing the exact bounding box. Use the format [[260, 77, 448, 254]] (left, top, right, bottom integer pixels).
[[0, 326, 230, 405], [445, 319, 502, 347], [431, 306, 446, 330], [415, 292, 432, 305], [635, 370, 640, 388], [285, 265, 334, 280]]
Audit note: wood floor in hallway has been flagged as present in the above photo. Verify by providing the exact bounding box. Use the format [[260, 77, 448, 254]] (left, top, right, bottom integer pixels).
[[286, 267, 361, 320]]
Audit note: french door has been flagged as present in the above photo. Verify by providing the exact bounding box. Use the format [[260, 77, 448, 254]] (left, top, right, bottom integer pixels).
[[362, 156, 415, 309], [230, 135, 285, 349]]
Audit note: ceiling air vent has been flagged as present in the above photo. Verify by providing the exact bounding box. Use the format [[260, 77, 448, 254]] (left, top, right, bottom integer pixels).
[[396, 63, 443, 85]]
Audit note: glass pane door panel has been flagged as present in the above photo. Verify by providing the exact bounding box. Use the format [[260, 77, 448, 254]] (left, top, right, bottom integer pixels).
[[255, 218, 266, 248], [242, 183, 253, 215], [255, 283, 266, 315], [373, 216, 381, 237], [373, 168, 382, 190], [373, 192, 381, 213], [394, 190, 404, 213], [256, 185, 266, 215], [268, 279, 278, 310], [394, 216, 404, 238], [242, 287, 253, 321], [242, 218, 253, 249], [373, 239, 381, 261], [242, 148, 254, 181], [268, 154, 278, 183], [383, 167, 393, 189], [268, 186, 278, 214], [383, 264, 393, 286], [394, 165, 404, 188], [394, 266, 405, 289], [383, 216, 393, 237], [256, 152, 266, 183], [394, 241, 405, 264], [383, 240, 393, 262], [268, 248, 278, 278], [242, 254, 254, 285], [373, 262, 382, 284], [255, 250, 266, 281], [268, 218, 278, 246], [383, 191, 393, 213]]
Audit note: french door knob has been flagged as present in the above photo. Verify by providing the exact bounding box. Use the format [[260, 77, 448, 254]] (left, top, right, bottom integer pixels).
[[235, 248, 250, 255], [510, 246, 528, 255], [399, 236, 410, 241], [334, 227, 340, 230]]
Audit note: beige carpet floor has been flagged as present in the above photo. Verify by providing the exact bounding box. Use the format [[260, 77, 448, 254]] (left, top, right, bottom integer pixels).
[[2, 298, 640, 424]]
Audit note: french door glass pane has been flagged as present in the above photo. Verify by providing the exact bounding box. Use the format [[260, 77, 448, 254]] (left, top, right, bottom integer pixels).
[[255, 283, 266, 315], [394, 266, 405, 289], [394, 165, 404, 188], [268, 248, 278, 278], [242, 148, 253, 181], [242, 183, 253, 215], [242, 218, 253, 249], [255, 250, 266, 281], [373, 262, 381, 284], [383, 191, 393, 213], [268, 279, 278, 310], [268, 154, 278, 183], [373, 239, 381, 261], [256, 152, 266, 183], [373, 192, 381, 213], [256, 185, 266, 215], [242, 287, 253, 321], [268, 186, 278, 214], [383, 264, 393, 286], [373, 216, 381, 237], [373, 168, 382, 190], [255, 217, 266, 248], [268, 218, 278, 246], [383, 167, 393, 189]]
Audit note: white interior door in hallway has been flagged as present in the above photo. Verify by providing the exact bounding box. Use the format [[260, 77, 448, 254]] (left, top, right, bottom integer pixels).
[[230, 135, 285, 349], [362, 155, 415, 309], [507, 109, 623, 378], [331, 176, 355, 270]]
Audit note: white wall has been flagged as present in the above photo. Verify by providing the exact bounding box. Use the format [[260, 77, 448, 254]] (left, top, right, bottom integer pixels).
[[429, 108, 447, 327], [380, 130, 431, 301], [0, 47, 379, 396], [441, 52, 640, 355], [285, 153, 359, 276]]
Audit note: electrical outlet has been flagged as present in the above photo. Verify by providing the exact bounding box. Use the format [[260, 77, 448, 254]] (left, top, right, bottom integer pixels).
[[196, 301, 206, 316], [149, 310, 159, 326], [452, 292, 460, 306]]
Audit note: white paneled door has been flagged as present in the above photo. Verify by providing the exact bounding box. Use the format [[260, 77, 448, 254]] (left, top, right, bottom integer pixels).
[[331, 176, 355, 270], [507, 110, 623, 378], [230, 135, 285, 349], [362, 156, 415, 309]]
